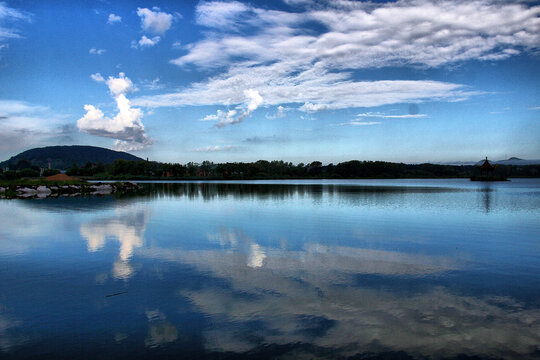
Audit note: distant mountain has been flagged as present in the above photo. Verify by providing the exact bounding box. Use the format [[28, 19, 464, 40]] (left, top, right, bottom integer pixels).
[[494, 157, 540, 166], [0, 145, 143, 170], [440, 157, 540, 166]]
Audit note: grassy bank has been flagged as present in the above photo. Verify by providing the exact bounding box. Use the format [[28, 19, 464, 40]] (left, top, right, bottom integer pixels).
[[0, 178, 86, 187]]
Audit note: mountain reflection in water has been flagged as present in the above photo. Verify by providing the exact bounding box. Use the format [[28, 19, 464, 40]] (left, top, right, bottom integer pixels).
[[0, 180, 539, 359]]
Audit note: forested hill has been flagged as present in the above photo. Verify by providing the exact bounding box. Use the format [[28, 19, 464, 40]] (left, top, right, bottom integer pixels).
[[0, 145, 143, 170]]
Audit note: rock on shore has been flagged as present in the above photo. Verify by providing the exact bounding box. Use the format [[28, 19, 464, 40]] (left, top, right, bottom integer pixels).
[[1, 182, 142, 199]]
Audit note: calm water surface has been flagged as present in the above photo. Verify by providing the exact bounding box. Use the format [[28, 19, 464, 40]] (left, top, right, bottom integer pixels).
[[0, 179, 539, 359]]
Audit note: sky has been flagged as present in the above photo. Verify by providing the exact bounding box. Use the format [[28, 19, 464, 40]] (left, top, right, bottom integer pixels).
[[0, 0, 539, 164]]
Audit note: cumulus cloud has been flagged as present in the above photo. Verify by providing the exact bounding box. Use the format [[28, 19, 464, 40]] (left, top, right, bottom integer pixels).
[[132, 35, 161, 49], [107, 13, 121, 24], [136, 7, 174, 35], [299, 102, 331, 113], [90, 72, 105, 82], [89, 48, 106, 55], [266, 105, 287, 119], [134, 0, 539, 114], [201, 89, 263, 127], [77, 73, 152, 151]]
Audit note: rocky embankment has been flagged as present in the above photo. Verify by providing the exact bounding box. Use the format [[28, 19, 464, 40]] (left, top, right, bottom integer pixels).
[[0, 182, 142, 199]]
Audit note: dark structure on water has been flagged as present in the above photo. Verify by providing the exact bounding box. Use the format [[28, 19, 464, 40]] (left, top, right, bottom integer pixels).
[[471, 157, 508, 181]]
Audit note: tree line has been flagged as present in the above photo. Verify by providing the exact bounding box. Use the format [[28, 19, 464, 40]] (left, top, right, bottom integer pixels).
[[2, 158, 539, 180], [68, 159, 539, 179]]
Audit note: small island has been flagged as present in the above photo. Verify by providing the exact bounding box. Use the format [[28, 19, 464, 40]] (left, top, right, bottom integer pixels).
[[470, 157, 509, 181]]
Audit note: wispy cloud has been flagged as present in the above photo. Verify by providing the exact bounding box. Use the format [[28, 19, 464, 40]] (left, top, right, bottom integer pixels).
[[339, 121, 381, 126], [357, 112, 428, 119], [135, 75, 476, 113], [89, 48, 106, 55], [0, 100, 73, 154], [243, 135, 288, 144], [196, 1, 249, 30], [142, 77, 163, 91], [78, 73, 152, 151], [201, 89, 263, 127], [0, 100, 47, 115], [134, 0, 536, 116], [0, 2, 32, 50], [193, 145, 238, 152]]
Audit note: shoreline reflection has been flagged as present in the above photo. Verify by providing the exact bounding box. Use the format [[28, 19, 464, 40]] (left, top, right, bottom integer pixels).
[[0, 179, 538, 359]]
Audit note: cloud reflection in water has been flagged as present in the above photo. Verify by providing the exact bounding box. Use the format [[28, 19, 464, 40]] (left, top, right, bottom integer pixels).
[[80, 208, 148, 280], [141, 228, 540, 359]]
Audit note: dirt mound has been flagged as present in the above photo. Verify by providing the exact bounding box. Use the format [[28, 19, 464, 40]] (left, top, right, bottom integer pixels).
[[45, 173, 79, 181]]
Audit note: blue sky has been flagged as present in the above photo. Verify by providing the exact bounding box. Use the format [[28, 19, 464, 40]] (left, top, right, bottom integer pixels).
[[0, 0, 539, 164]]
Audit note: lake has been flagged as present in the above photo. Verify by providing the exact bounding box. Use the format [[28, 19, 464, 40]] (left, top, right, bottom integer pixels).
[[0, 179, 539, 359]]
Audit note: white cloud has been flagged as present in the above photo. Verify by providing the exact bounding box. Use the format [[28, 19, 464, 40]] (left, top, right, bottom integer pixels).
[[107, 13, 122, 24], [196, 1, 250, 29], [136, 7, 174, 35], [266, 105, 287, 119], [174, 0, 540, 69], [135, 67, 476, 112], [0, 3, 32, 41], [0, 1, 31, 62], [77, 73, 152, 151], [244, 89, 263, 113], [143, 77, 163, 90], [90, 73, 105, 82], [276, 105, 285, 118], [200, 89, 263, 127], [89, 48, 106, 55], [299, 102, 331, 113], [0, 100, 73, 156], [339, 121, 381, 126], [0, 100, 47, 115], [357, 112, 428, 119], [530, 106, 540, 110], [134, 0, 538, 115], [193, 145, 238, 152], [133, 35, 161, 49]]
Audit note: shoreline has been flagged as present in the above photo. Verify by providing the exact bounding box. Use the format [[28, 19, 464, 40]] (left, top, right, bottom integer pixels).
[[0, 181, 142, 199]]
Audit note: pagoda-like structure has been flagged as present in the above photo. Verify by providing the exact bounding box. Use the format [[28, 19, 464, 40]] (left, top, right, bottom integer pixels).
[[476, 157, 497, 176], [471, 157, 507, 181]]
